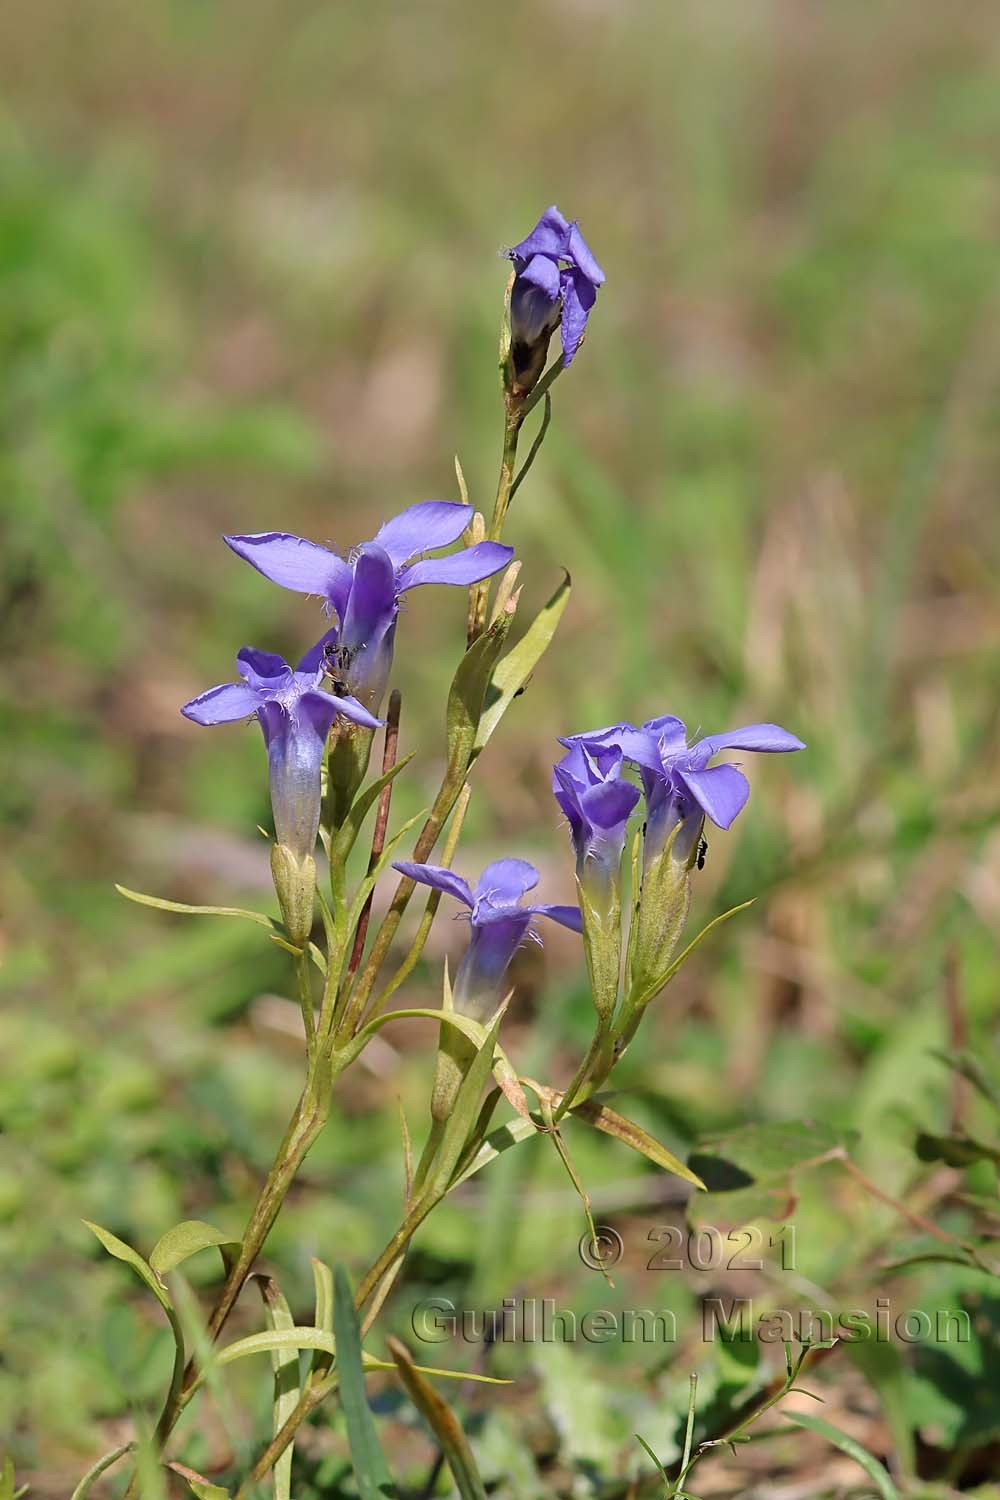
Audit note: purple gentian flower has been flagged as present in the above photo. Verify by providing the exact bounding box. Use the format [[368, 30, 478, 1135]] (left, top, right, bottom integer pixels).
[[564, 718, 805, 867], [182, 644, 380, 861], [552, 739, 640, 888], [392, 857, 582, 1017], [224, 501, 513, 711], [508, 205, 605, 371]]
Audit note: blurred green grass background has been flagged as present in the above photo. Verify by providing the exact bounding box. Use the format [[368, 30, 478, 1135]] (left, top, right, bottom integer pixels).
[[3, 0, 1000, 1492]]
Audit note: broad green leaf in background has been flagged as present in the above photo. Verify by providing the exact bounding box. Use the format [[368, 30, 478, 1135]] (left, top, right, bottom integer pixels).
[[915, 1131, 1000, 1169], [333, 1265, 397, 1500], [785, 1411, 899, 1500], [688, 1121, 854, 1227], [472, 571, 570, 760]]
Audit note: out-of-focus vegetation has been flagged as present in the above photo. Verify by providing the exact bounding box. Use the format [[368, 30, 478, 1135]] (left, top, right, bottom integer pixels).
[[2, 2, 1000, 1495]]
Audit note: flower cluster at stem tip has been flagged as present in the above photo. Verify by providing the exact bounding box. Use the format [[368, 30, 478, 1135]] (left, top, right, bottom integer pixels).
[[180, 204, 804, 1014]]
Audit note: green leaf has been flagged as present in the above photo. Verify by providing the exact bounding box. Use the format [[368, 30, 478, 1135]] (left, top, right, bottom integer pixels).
[[84, 1220, 171, 1311], [634, 1433, 669, 1486], [446, 611, 513, 771], [450, 1116, 537, 1189], [259, 1278, 298, 1500], [631, 898, 754, 1011], [387, 1337, 487, 1500], [312, 1256, 334, 1334], [115, 885, 276, 929], [784, 1412, 899, 1500], [472, 572, 570, 760], [116, 885, 326, 972], [150, 1220, 240, 1278], [69, 1443, 137, 1500], [344, 812, 426, 941], [311, 1256, 335, 1380], [330, 753, 416, 865], [214, 1326, 335, 1367], [338, 1005, 489, 1072], [423, 1019, 503, 1199], [570, 1097, 706, 1190], [333, 1265, 397, 1500]]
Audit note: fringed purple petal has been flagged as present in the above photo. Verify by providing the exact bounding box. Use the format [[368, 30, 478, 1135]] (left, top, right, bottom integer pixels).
[[224, 532, 352, 613], [675, 763, 751, 830], [530, 903, 584, 934], [475, 858, 539, 906], [181, 681, 260, 726], [373, 501, 473, 569], [398, 541, 513, 591], [392, 861, 475, 908]]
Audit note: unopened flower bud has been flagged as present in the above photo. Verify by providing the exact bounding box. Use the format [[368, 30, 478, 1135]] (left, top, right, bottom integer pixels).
[[270, 843, 316, 947]]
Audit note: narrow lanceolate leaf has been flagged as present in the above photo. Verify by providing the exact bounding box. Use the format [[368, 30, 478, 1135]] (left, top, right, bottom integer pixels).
[[446, 609, 514, 771], [150, 1220, 240, 1278], [331, 753, 416, 865], [387, 1337, 487, 1500], [116, 885, 326, 972], [84, 1221, 171, 1311], [311, 1257, 336, 1375], [472, 571, 571, 760], [333, 1266, 397, 1500], [69, 1443, 136, 1500], [632, 898, 755, 1011], [451, 1116, 537, 1189], [570, 1099, 707, 1191], [116, 885, 276, 929], [424, 1020, 503, 1200], [259, 1278, 298, 1500], [312, 1257, 335, 1335], [784, 1413, 899, 1500]]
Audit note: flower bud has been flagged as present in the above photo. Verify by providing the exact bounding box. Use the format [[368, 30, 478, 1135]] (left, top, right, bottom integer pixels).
[[626, 824, 693, 1009], [270, 843, 316, 947]]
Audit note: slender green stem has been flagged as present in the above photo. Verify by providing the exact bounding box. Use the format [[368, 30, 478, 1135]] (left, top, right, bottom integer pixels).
[[335, 772, 466, 1041], [154, 1065, 336, 1444], [521, 355, 565, 420], [487, 400, 524, 542], [366, 782, 472, 1023], [294, 950, 315, 1058], [552, 1023, 613, 1123], [508, 391, 551, 506]]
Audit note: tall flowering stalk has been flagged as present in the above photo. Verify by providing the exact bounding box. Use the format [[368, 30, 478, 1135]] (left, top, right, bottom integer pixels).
[[78, 207, 806, 1499]]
